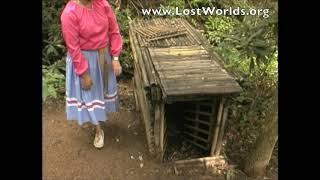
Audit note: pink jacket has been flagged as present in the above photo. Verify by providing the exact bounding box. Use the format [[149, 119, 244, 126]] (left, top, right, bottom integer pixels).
[[61, 0, 122, 75]]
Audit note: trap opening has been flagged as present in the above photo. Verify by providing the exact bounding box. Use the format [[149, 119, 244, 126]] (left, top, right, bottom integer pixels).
[[162, 99, 220, 162]]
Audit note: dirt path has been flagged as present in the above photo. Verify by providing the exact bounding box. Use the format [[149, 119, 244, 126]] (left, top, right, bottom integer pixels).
[[43, 80, 221, 180]]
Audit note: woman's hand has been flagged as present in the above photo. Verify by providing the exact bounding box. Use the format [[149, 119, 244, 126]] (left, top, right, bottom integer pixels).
[[80, 71, 93, 90], [112, 59, 122, 76]]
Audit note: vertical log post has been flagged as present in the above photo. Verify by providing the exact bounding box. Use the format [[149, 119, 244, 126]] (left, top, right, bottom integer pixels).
[[154, 101, 165, 161], [210, 98, 225, 156], [214, 105, 229, 156]]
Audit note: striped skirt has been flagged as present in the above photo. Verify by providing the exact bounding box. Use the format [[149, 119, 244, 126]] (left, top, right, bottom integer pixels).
[[65, 48, 119, 125]]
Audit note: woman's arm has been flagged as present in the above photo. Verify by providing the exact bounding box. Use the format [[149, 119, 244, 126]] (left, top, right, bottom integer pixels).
[[104, 0, 123, 58], [61, 11, 88, 76]]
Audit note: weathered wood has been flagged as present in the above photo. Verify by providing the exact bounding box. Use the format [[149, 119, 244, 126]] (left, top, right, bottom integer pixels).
[[184, 110, 212, 117], [153, 63, 217, 70], [214, 106, 229, 156], [163, 80, 236, 89], [133, 71, 154, 154], [164, 82, 241, 90], [150, 50, 208, 57], [184, 124, 210, 135], [154, 101, 166, 161], [130, 18, 242, 160], [160, 75, 231, 82], [165, 88, 242, 96], [159, 102, 165, 160], [185, 139, 208, 150], [173, 156, 225, 165], [154, 102, 161, 151], [180, 18, 230, 74], [210, 98, 225, 156], [185, 116, 210, 126], [159, 73, 230, 80], [151, 54, 211, 61], [133, 78, 140, 111], [140, 47, 156, 85], [129, 24, 149, 87]]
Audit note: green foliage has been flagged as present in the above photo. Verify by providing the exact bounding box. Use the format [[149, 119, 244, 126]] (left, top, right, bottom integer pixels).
[[43, 0, 66, 102], [114, 7, 134, 75], [204, 16, 235, 45], [43, 60, 66, 101], [42, 0, 66, 66]]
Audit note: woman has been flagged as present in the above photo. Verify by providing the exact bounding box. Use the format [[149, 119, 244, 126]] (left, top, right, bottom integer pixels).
[[60, 0, 123, 148]]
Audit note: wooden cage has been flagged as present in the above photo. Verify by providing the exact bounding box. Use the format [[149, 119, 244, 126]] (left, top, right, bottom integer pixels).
[[129, 18, 242, 168]]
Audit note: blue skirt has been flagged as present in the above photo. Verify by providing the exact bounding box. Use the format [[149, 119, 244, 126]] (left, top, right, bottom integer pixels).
[[65, 48, 119, 125]]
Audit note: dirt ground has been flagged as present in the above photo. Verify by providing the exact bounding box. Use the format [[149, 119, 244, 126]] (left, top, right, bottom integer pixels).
[[43, 79, 277, 180], [43, 79, 225, 180]]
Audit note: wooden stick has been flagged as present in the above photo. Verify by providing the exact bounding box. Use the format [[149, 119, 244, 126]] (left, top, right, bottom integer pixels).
[[133, 71, 154, 154], [154, 102, 161, 150], [159, 102, 165, 159], [173, 156, 225, 165], [128, 24, 149, 87], [210, 98, 225, 156], [214, 106, 229, 156], [184, 132, 208, 143], [184, 124, 210, 135], [184, 139, 208, 150], [184, 116, 210, 126]]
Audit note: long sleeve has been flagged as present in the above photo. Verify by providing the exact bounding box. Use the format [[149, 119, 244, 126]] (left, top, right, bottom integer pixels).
[[104, 0, 123, 57], [61, 11, 88, 76]]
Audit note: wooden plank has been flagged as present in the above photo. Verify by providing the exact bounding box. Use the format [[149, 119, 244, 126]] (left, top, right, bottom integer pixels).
[[148, 45, 204, 52], [154, 64, 217, 71], [160, 102, 165, 158], [149, 50, 209, 59], [159, 73, 230, 80], [183, 132, 208, 144], [150, 48, 207, 54], [184, 110, 212, 117], [173, 156, 225, 165], [185, 139, 208, 150], [210, 98, 225, 156], [181, 19, 230, 73], [151, 54, 211, 62], [214, 106, 229, 156], [129, 25, 149, 87], [140, 47, 156, 85], [157, 68, 223, 77], [165, 87, 242, 96], [133, 72, 154, 154], [158, 70, 226, 78], [163, 79, 235, 88], [161, 75, 232, 82], [133, 79, 140, 112], [163, 82, 241, 91], [152, 59, 213, 66], [185, 116, 210, 126], [184, 124, 210, 135], [154, 102, 161, 152]]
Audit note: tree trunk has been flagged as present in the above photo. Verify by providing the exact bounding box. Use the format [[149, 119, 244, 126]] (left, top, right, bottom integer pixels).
[[243, 104, 278, 177]]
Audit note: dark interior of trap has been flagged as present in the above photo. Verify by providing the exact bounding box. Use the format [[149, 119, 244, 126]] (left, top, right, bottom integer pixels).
[[162, 99, 220, 162]]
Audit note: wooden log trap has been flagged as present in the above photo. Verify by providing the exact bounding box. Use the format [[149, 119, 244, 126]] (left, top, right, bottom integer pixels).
[[129, 17, 242, 170]]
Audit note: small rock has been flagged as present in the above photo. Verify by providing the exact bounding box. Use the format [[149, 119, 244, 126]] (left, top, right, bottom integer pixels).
[[130, 155, 134, 159], [128, 125, 131, 128], [116, 138, 120, 142], [140, 163, 144, 168], [138, 155, 143, 161]]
